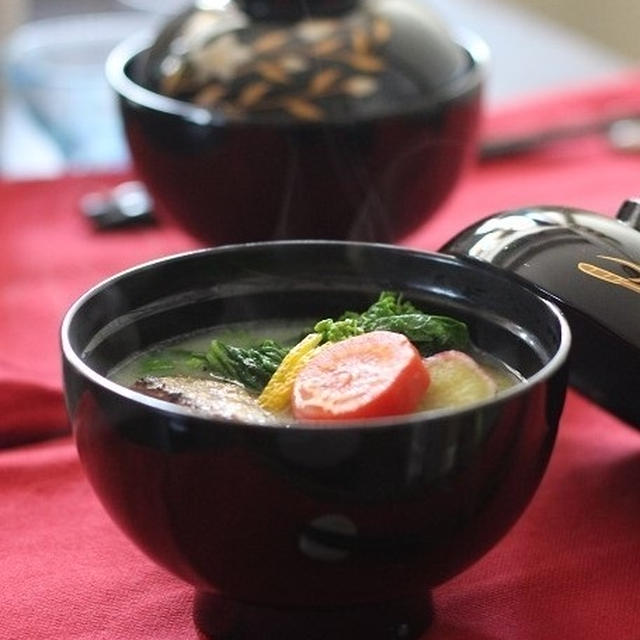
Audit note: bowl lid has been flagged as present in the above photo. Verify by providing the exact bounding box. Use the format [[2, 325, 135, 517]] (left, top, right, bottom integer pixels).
[[134, 0, 474, 123], [441, 199, 640, 429]]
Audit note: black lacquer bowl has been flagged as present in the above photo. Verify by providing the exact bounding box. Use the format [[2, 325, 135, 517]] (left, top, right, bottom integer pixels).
[[61, 242, 570, 640], [105, 20, 487, 244]]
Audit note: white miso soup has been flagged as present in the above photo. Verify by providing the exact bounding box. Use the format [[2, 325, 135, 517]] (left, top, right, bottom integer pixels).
[[110, 316, 523, 424]]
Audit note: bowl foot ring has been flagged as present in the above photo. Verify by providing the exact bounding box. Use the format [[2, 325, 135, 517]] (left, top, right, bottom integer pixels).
[[193, 590, 433, 639]]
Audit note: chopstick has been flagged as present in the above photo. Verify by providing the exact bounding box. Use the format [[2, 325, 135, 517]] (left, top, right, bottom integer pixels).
[[478, 112, 640, 160]]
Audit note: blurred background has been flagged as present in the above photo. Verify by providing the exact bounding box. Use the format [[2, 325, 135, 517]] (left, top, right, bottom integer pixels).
[[0, 0, 635, 178]]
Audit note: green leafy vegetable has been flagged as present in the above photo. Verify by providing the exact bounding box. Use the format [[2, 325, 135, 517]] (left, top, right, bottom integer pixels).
[[137, 292, 469, 392], [138, 341, 287, 391], [313, 317, 364, 342], [139, 349, 209, 377], [314, 291, 469, 355], [205, 339, 288, 391]]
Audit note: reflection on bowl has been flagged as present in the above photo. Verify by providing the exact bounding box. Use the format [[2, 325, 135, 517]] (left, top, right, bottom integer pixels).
[[61, 242, 569, 639], [106, 22, 487, 244]]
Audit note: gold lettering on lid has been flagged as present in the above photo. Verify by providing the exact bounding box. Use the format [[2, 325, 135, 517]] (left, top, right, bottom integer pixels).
[[578, 255, 640, 295]]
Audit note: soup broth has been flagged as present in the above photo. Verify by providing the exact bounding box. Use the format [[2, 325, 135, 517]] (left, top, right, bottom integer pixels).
[[111, 316, 523, 424]]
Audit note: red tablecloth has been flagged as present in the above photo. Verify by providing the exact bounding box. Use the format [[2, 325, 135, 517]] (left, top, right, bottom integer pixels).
[[2, 72, 640, 639]]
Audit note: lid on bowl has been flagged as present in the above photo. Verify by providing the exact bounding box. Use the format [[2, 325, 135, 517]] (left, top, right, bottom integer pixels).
[[134, 0, 474, 123], [441, 199, 640, 429]]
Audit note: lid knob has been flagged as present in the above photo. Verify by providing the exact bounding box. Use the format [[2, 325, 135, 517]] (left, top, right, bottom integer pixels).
[[616, 198, 640, 230]]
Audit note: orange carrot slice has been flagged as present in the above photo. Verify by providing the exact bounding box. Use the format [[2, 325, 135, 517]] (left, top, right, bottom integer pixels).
[[292, 331, 430, 420]]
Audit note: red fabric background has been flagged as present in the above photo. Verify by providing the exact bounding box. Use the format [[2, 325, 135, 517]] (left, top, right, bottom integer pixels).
[[2, 72, 640, 638]]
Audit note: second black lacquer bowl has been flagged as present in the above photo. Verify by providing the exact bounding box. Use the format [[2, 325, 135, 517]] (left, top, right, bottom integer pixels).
[[106, 0, 487, 244], [61, 242, 569, 640]]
